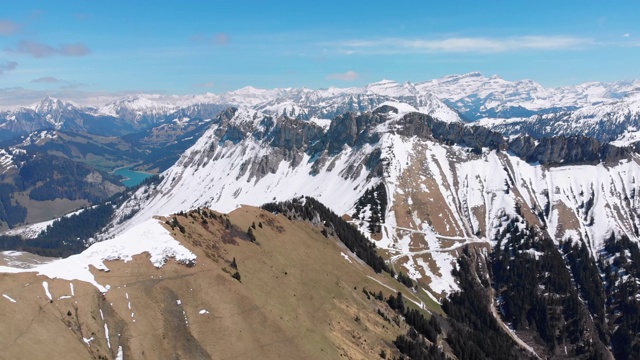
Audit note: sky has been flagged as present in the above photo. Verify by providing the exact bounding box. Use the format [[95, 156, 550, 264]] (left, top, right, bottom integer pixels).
[[0, 0, 639, 105]]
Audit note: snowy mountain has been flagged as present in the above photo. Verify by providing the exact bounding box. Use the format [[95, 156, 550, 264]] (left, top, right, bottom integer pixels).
[[109, 105, 638, 295], [96, 81, 465, 125], [418, 72, 640, 120], [4, 73, 640, 145], [89, 103, 640, 357], [476, 91, 640, 143], [3, 97, 640, 358], [0, 96, 139, 141]]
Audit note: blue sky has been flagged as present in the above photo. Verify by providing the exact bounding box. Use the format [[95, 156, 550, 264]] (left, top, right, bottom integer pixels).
[[1, 0, 639, 103]]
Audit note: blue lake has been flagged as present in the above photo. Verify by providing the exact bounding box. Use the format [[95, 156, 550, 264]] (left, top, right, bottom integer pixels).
[[114, 167, 154, 187]]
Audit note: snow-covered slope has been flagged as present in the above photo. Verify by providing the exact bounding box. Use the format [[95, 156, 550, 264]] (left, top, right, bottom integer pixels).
[[0, 218, 195, 292], [108, 106, 640, 299]]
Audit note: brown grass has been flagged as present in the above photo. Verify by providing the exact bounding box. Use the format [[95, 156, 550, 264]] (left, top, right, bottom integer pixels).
[[0, 206, 425, 359]]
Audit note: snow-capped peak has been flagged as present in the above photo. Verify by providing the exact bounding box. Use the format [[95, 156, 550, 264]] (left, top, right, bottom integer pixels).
[[31, 96, 75, 114]]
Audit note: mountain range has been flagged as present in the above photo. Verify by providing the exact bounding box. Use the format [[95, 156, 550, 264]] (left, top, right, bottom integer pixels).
[[3, 72, 640, 144], [1, 73, 640, 359]]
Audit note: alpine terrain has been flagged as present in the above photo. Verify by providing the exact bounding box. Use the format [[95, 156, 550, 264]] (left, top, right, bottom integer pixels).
[[1, 73, 640, 359]]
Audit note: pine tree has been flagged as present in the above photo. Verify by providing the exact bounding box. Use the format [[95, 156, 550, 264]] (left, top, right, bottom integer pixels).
[[247, 227, 256, 242]]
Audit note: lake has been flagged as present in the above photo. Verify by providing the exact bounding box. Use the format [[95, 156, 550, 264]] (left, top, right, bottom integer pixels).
[[114, 167, 154, 187]]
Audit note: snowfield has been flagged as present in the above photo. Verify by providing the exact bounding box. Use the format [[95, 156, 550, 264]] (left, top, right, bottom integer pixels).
[[0, 219, 196, 292]]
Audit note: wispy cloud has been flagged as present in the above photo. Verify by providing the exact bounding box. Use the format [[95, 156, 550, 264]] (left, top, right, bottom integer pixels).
[[60, 81, 86, 90], [326, 70, 359, 81], [623, 33, 631, 38], [0, 20, 20, 35], [0, 60, 18, 75], [331, 35, 592, 54], [60, 43, 91, 56], [214, 33, 229, 45], [29, 76, 85, 90], [30, 76, 60, 83], [6, 40, 91, 58], [191, 33, 230, 46], [193, 81, 215, 88]]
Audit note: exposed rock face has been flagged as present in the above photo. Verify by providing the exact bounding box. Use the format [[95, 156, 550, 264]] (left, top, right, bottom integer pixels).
[[393, 112, 507, 150], [193, 106, 632, 184], [509, 135, 630, 165]]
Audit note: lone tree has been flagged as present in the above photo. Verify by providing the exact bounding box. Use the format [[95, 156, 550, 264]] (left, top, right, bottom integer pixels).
[[247, 227, 256, 242], [230, 257, 238, 269]]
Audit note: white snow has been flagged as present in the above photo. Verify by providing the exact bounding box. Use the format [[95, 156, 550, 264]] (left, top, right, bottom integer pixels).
[[198, 309, 209, 315], [42, 281, 52, 300], [308, 117, 332, 129], [340, 252, 353, 263], [0, 219, 196, 292], [109, 120, 380, 233], [104, 323, 111, 349], [2, 294, 17, 303]]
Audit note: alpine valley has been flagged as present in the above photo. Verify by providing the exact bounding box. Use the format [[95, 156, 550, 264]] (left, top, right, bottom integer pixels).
[[2, 73, 640, 359]]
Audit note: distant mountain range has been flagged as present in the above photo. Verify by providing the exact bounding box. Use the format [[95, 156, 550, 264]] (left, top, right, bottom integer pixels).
[[2, 72, 639, 145]]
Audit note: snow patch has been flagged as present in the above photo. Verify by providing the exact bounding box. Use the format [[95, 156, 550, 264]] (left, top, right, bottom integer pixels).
[[42, 281, 52, 300], [0, 219, 196, 292]]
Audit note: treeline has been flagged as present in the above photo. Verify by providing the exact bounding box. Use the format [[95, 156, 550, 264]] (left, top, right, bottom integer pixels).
[[363, 285, 444, 360], [561, 239, 608, 344], [0, 175, 162, 258], [352, 182, 387, 234], [17, 154, 122, 202], [261, 196, 392, 274], [443, 247, 528, 360], [601, 234, 640, 359], [394, 330, 447, 360], [0, 183, 27, 227], [491, 220, 607, 357], [0, 202, 114, 257]]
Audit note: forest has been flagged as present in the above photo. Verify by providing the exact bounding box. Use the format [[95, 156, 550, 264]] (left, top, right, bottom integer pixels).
[[262, 196, 392, 274], [0, 175, 161, 257]]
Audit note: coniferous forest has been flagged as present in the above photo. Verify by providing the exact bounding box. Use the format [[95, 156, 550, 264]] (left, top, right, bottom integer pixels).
[[262, 196, 392, 274], [0, 175, 161, 257]]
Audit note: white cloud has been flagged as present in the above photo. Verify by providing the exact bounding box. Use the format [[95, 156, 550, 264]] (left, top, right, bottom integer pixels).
[[326, 70, 359, 81], [623, 33, 630, 38], [333, 35, 592, 54], [30, 76, 61, 83]]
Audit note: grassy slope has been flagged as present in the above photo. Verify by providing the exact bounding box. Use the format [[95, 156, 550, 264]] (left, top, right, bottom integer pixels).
[[0, 206, 438, 359]]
